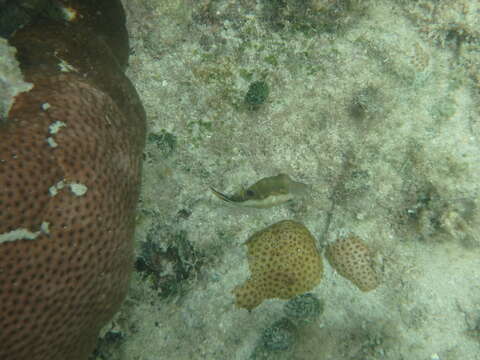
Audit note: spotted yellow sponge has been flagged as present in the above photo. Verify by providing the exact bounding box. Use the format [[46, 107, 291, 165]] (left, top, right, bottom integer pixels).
[[233, 220, 323, 310], [325, 235, 379, 292]]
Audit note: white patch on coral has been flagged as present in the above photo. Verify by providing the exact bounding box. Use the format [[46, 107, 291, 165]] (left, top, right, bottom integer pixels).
[[40, 221, 50, 234], [0, 38, 33, 119], [49, 180, 65, 196], [46, 137, 58, 147], [49, 120, 66, 134], [61, 6, 78, 22], [69, 183, 88, 196], [49, 180, 88, 197], [41, 102, 51, 111], [58, 58, 77, 72], [0, 221, 50, 244]]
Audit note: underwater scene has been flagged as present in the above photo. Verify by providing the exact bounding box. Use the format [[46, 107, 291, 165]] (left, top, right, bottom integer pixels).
[[1, 0, 480, 359]]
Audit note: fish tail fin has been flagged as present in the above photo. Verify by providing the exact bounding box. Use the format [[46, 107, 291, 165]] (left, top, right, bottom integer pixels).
[[210, 187, 233, 203]]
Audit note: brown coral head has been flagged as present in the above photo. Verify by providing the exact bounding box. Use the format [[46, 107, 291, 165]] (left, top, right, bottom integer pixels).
[[0, 1, 145, 360]]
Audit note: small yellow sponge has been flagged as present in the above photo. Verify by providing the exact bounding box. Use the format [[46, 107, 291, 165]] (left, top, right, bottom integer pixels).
[[325, 235, 379, 292], [233, 220, 323, 310]]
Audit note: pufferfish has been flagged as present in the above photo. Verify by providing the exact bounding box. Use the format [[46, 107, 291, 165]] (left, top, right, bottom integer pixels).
[[210, 174, 309, 208]]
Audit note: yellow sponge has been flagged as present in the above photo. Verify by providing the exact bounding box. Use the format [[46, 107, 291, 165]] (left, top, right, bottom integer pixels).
[[233, 220, 323, 310], [325, 235, 379, 292]]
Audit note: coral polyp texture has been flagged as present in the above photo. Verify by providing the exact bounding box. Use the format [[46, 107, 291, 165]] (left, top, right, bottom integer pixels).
[[325, 235, 380, 292], [0, 1, 146, 359], [233, 220, 323, 310]]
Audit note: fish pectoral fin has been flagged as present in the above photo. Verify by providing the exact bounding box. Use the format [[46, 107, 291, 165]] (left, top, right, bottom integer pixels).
[[210, 187, 234, 203]]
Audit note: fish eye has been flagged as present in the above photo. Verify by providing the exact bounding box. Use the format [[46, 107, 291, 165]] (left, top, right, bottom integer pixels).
[[246, 189, 255, 197]]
